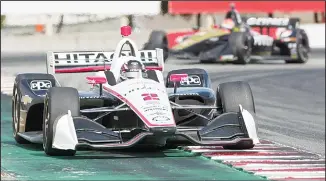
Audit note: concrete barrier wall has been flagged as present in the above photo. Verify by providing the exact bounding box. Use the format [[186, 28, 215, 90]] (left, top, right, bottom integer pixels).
[[300, 24, 325, 49], [1, 24, 324, 53]]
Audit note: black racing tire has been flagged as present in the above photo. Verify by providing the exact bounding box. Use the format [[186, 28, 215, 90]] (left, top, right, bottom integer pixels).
[[43, 87, 80, 156], [12, 84, 30, 144], [143, 30, 169, 62], [12, 73, 56, 144], [216, 81, 256, 149], [229, 32, 253, 64], [285, 29, 310, 64]]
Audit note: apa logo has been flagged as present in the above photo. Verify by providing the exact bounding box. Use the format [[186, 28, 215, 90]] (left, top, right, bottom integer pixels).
[[141, 93, 159, 101], [180, 75, 201, 86], [30, 80, 52, 90]]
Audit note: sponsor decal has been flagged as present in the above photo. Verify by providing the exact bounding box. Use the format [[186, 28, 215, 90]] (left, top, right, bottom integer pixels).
[[53, 52, 130, 64], [247, 17, 289, 26], [149, 111, 166, 116], [253, 35, 274, 46], [173, 93, 199, 96], [142, 105, 168, 113], [152, 116, 170, 123], [180, 75, 201, 86], [30, 80, 52, 90], [53, 50, 156, 65], [220, 55, 234, 61], [141, 93, 160, 101], [21, 95, 32, 105]]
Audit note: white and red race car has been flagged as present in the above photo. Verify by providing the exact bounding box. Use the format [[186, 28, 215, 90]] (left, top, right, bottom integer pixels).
[[12, 26, 259, 156]]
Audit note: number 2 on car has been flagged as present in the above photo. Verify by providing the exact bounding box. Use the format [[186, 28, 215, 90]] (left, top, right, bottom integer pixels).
[[141, 93, 160, 101]]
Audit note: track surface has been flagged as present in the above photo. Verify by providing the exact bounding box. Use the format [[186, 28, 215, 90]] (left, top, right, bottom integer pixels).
[[1, 50, 325, 180]]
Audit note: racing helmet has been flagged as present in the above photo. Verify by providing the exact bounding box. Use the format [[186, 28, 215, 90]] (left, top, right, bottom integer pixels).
[[221, 18, 235, 30], [121, 60, 145, 80]]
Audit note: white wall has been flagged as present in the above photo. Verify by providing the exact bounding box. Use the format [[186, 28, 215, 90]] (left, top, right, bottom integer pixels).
[[301, 24, 325, 49], [1, 1, 161, 26]]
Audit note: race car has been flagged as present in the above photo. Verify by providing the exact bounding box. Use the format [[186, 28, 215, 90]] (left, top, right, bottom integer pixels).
[[12, 26, 259, 156], [143, 5, 310, 64]]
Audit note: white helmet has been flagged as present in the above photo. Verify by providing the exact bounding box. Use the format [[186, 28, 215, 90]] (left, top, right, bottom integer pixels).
[[120, 59, 145, 80]]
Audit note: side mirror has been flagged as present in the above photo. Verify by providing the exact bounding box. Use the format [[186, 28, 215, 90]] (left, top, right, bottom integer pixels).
[[170, 74, 188, 82], [86, 76, 107, 96], [169, 74, 188, 94], [86, 76, 107, 84]]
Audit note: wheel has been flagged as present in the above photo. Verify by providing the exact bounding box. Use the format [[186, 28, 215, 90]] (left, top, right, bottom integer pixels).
[[285, 29, 310, 64], [143, 30, 169, 62], [229, 32, 253, 64], [43, 87, 80, 156], [216, 81, 256, 149], [12, 73, 56, 144], [12, 85, 30, 144]]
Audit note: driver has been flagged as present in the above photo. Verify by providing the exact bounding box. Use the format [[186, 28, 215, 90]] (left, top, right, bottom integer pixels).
[[224, 3, 242, 25], [118, 59, 146, 82]]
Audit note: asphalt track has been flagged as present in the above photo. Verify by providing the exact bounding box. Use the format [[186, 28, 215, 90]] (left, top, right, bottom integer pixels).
[[1, 49, 325, 180]]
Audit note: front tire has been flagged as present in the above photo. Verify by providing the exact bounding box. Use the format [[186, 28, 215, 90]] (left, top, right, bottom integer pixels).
[[12, 85, 30, 144], [216, 81, 256, 149], [43, 87, 80, 156]]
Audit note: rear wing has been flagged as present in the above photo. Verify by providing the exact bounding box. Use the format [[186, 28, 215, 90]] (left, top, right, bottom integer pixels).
[[246, 17, 300, 28], [46, 49, 164, 74]]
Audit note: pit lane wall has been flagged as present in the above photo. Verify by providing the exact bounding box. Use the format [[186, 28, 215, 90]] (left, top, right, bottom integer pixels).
[[301, 24, 325, 49], [1, 23, 324, 53]]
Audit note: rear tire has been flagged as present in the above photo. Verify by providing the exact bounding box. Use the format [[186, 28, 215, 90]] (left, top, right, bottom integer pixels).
[[43, 87, 80, 156], [143, 30, 169, 62], [285, 29, 310, 64], [216, 81, 256, 149], [229, 32, 253, 64]]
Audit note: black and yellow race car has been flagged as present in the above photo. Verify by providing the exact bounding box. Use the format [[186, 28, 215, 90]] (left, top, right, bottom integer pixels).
[[143, 6, 310, 64]]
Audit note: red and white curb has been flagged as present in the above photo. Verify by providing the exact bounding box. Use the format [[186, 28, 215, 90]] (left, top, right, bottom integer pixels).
[[181, 140, 325, 181], [1, 73, 15, 95]]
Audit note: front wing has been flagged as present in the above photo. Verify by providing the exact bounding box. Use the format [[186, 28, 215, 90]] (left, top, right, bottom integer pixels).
[[51, 104, 259, 151]]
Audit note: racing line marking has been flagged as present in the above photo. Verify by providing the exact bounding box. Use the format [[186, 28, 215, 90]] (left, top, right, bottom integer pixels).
[[181, 139, 325, 181]]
